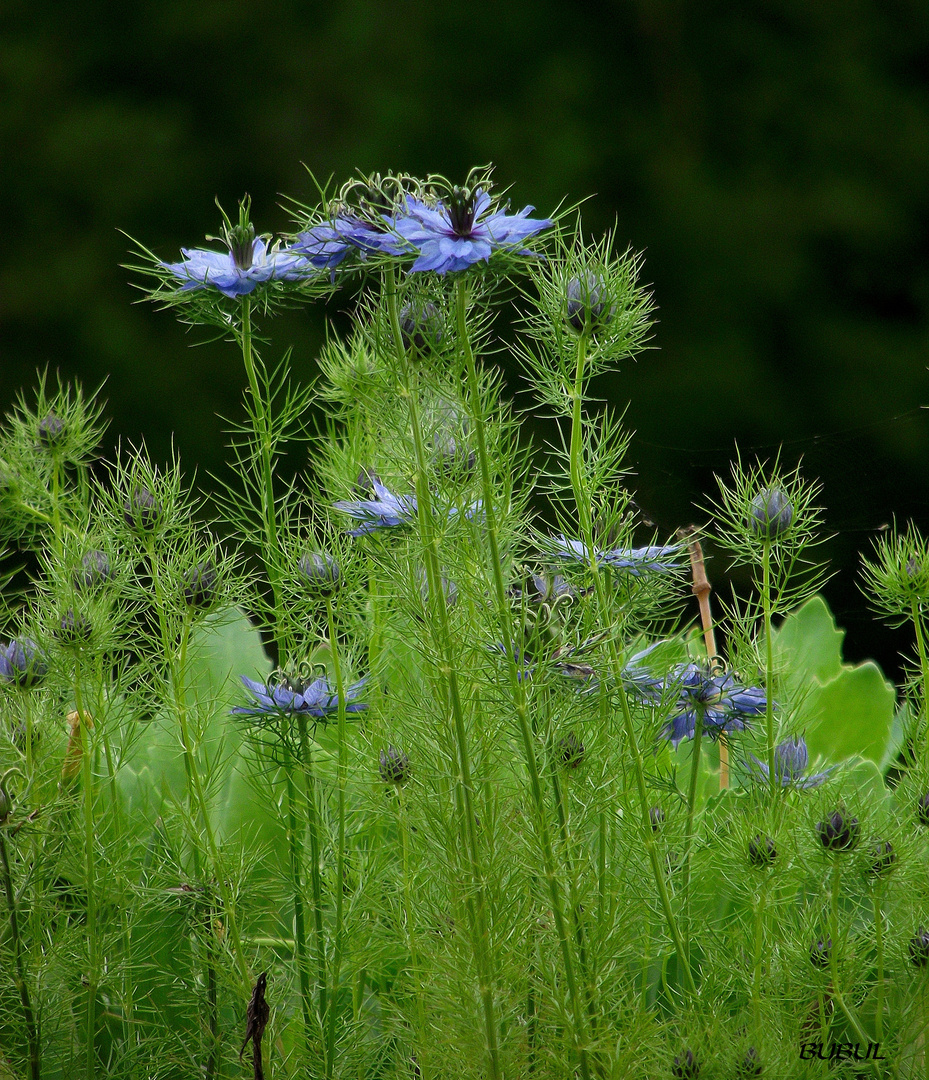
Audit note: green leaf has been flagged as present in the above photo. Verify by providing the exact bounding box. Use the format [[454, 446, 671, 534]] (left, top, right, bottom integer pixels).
[[773, 594, 844, 684]]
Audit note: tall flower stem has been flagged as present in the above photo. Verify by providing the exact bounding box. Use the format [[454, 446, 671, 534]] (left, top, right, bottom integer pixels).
[[911, 599, 929, 769], [680, 706, 705, 969], [872, 883, 886, 1042], [235, 296, 316, 1050], [74, 680, 99, 1080], [762, 542, 778, 794], [566, 326, 696, 999], [324, 596, 349, 1079], [448, 274, 592, 1079], [0, 795, 40, 1080], [828, 860, 870, 1048], [385, 271, 503, 1080], [145, 544, 250, 992]]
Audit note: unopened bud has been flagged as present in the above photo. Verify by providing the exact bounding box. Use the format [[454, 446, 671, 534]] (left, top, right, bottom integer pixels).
[[810, 935, 832, 969], [379, 745, 410, 785], [748, 834, 777, 867], [557, 732, 585, 769], [908, 927, 929, 967], [184, 560, 219, 608], [38, 413, 65, 448], [399, 300, 444, 352], [867, 839, 896, 877], [566, 273, 612, 333], [298, 553, 341, 595], [917, 791, 929, 826], [57, 609, 92, 645], [124, 487, 162, 532], [0, 638, 48, 689], [816, 808, 860, 852], [74, 550, 112, 591], [748, 486, 793, 538], [671, 1048, 699, 1079]]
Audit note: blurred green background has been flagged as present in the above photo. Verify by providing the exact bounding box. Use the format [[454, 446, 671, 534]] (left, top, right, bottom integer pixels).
[[2, 0, 928, 675]]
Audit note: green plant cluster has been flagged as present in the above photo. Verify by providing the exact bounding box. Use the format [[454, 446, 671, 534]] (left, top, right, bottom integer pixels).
[[1, 174, 928, 1080]]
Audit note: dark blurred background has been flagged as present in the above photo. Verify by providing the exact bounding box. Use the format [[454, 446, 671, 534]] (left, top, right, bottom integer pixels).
[[2, 0, 928, 679]]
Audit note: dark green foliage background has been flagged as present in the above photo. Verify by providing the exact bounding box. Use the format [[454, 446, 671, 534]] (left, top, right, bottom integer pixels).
[[2, 0, 928, 672]]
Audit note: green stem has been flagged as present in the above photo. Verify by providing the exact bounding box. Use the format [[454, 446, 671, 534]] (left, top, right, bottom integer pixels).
[[386, 271, 503, 1080], [762, 543, 777, 793], [0, 823, 40, 1080], [829, 860, 871, 1049], [284, 760, 313, 1046], [873, 885, 885, 1042], [911, 600, 929, 770], [680, 706, 704, 970], [324, 597, 349, 1079], [566, 324, 696, 1000], [75, 681, 98, 1080], [299, 724, 329, 1038]]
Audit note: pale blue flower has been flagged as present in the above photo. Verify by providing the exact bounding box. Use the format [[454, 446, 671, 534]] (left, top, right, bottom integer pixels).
[[291, 214, 408, 270], [550, 535, 683, 577], [162, 230, 315, 298], [747, 735, 834, 789], [334, 477, 481, 537], [394, 188, 551, 274], [232, 674, 368, 719], [0, 637, 48, 688]]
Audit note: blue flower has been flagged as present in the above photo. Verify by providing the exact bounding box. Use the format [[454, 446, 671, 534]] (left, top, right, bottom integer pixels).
[[747, 735, 834, 789], [162, 226, 316, 298], [393, 188, 551, 274], [550, 535, 684, 577], [0, 637, 48, 689], [291, 214, 408, 270], [334, 478, 419, 536], [623, 653, 766, 748], [334, 477, 481, 537], [231, 674, 368, 719]]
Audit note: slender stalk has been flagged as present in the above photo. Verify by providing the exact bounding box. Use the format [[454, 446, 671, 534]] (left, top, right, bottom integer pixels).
[[566, 322, 696, 999], [450, 276, 596, 1078], [911, 600, 929, 770], [686, 534, 728, 789], [0, 822, 40, 1080], [680, 705, 704, 969], [762, 542, 777, 793], [828, 860, 871, 1049], [873, 885, 885, 1042], [324, 596, 349, 1079], [386, 271, 503, 1080], [75, 681, 98, 1080], [298, 725, 328, 1038]]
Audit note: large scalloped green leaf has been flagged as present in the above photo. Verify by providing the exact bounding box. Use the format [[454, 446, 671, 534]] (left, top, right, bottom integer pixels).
[[773, 596, 896, 770]]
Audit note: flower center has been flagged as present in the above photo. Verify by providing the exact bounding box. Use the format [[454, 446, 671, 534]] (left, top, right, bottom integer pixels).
[[447, 186, 478, 237], [229, 223, 256, 271]]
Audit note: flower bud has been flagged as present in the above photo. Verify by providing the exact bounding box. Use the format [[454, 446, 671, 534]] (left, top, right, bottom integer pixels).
[[748, 486, 793, 538], [0, 786, 10, 824], [649, 806, 665, 832], [355, 467, 378, 496], [566, 273, 612, 333], [74, 550, 112, 591], [810, 935, 832, 969], [917, 791, 929, 826], [298, 553, 341, 596], [867, 839, 896, 877], [124, 487, 162, 532], [557, 732, 585, 769], [774, 735, 808, 782], [56, 608, 92, 645], [748, 834, 777, 867], [0, 638, 48, 688], [816, 808, 860, 852], [183, 559, 219, 608], [379, 745, 410, 785], [671, 1048, 699, 1079], [399, 300, 444, 352], [38, 412, 65, 448], [908, 927, 929, 967], [736, 1047, 763, 1077], [432, 431, 476, 477]]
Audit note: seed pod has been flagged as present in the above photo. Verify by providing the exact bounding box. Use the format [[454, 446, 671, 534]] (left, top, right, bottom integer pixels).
[[297, 553, 341, 596], [399, 300, 444, 352], [748, 834, 777, 867], [56, 609, 92, 645], [184, 560, 219, 608], [124, 487, 162, 532], [816, 808, 860, 852], [748, 486, 793, 538], [917, 792, 929, 826], [557, 732, 585, 769], [0, 786, 10, 824], [566, 273, 612, 333], [908, 927, 929, 967], [74, 550, 112, 591], [867, 839, 897, 877], [649, 806, 665, 832], [0, 638, 48, 688], [810, 935, 832, 969], [379, 745, 410, 785], [38, 413, 65, 448], [671, 1048, 699, 1079], [736, 1046, 763, 1077]]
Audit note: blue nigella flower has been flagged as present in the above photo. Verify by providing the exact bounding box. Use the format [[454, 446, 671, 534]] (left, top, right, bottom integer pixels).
[[623, 651, 766, 748], [162, 223, 316, 298], [291, 213, 409, 271], [334, 477, 481, 537], [393, 188, 552, 274], [231, 673, 368, 719], [747, 735, 834, 789], [0, 637, 48, 689], [550, 535, 684, 578]]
